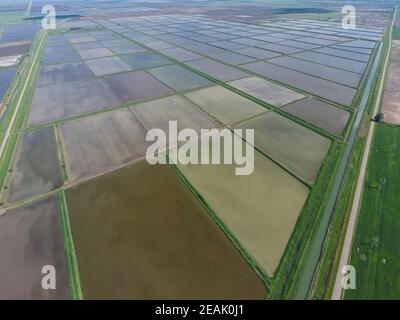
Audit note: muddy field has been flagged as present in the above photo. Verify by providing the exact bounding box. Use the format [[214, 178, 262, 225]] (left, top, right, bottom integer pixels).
[[177, 143, 309, 276], [159, 47, 202, 61], [241, 61, 356, 106], [131, 95, 218, 135], [85, 56, 132, 76], [148, 64, 212, 92], [185, 85, 267, 125], [282, 98, 350, 136], [28, 78, 121, 125], [66, 161, 266, 299], [187, 58, 249, 81], [235, 112, 331, 184], [5, 127, 62, 203], [37, 62, 94, 87], [229, 76, 305, 107], [268, 55, 361, 88], [0, 197, 69, 299], [60, 109, 149, 182], [104, 70, 173, 103]]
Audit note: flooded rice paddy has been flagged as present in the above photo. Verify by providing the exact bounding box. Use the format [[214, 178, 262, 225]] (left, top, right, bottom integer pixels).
[[235, 112, 331, 184], [5, 127, 63, 203], [184, 85, 267, 125], [0, 197, 69, 299], [60, 109, 149, 182], [66, 161, 266, 299]]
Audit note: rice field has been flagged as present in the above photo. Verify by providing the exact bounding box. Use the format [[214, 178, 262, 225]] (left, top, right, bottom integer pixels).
[[0, 12, 383, 299]]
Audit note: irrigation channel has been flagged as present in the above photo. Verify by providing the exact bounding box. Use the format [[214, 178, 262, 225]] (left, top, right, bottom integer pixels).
[[294, 41, 384, 299]]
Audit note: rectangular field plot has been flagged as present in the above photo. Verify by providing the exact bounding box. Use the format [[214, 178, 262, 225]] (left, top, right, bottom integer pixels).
[[187, 58, 249, 81], [208, 51, 256, 65], [77, 47, 114, 60], [229, 76, 305, 107], [66, 34, 96, 44], [148, 64, 212, 92], [120, 51, 172, 70], [28, 79, 121, 125], [0, 197, 69, 299], [109, 43, 147, 55], [314, 47, 371, 63], [257, 43, 303, 54], [104, 70, 173, 103], [235, 112, 331, 184], [132, 95, 218, 136], [65, 161, 266, 299], [184, 86, 267, 125], [85, 56, 132, 76], [72, 41, 104, 51], [241, 61, 356, 106], [234, 47, 281, 59], [60, 109, 150, 182], [5, 127, 63, 203], [43, 49, 82, 65], [268, 56, 361, 88], [177, 146, 309, 276], [159, 47, 203, 62], [282, 98, 351, 136], [37, 62, 94, 87], [291, 51, 367, 74], [0, 66, 16, 101]]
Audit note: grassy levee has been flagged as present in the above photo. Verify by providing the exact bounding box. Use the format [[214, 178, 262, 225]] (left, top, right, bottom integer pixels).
[[343, 123, 400, 299], [58, 190, 83, 299], [0, 31, 46, 200], [310, 26, 391, 299]]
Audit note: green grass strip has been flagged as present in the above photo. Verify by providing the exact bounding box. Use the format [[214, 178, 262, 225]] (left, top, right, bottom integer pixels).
[[58, 190, 82, 300]]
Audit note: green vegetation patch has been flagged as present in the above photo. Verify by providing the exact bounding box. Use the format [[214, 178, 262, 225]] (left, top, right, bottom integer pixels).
[[345, 124, 400, 299]]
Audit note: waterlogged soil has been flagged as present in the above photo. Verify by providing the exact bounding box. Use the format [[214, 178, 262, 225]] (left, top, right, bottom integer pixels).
[[65, 161, 266, 299], [60, 109, 150, 182], [229, 76, 305, 107], [187, 58, 249, 81], [268, 55, 361, 88], [283, 98, 351, 136], [104, 70, 173, 103], [148, 64, 212, 92], [6, 127, 63, 203], [37, 62, 94, 87], [0, 197, 69, 299], [235, 112, 331, 184], [184, 85, 267, 125], [28, 78, 121, 125], [131, 95, 218, 136], [43, 49, 82, 65], [120, 51, 172, 70], [241, 61, 356, 106], [291, 51, 367, 74], [177, 146, 309, 276], [85, 56, 132, 76]]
